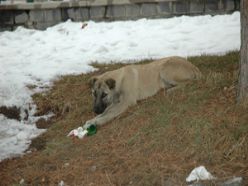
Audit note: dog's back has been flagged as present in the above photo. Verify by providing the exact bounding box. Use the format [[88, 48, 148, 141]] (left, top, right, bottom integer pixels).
[[157, 57, 201, 86], [99, 56, 201, 97]]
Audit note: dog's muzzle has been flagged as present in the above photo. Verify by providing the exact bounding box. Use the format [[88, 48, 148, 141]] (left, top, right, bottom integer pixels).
[[93, 104, 107, 115]]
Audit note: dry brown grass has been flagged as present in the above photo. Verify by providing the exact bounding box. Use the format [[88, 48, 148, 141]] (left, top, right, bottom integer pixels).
[[0, 51, 247, 186]]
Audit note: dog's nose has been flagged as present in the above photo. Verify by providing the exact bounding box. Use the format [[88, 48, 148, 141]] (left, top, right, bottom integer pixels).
[[93, 106, 103, 115]]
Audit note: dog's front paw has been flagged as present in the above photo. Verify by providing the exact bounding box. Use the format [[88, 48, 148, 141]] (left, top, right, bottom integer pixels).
[[83, 119, 96, 130]]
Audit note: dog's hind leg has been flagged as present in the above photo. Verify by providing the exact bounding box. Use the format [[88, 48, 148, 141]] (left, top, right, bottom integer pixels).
[[166, 84, 186, 94], [159, 71, 186, 95], [159, 75, 178, 95]]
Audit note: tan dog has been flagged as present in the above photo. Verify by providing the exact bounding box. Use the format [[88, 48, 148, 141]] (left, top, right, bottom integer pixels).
[[83, 56, 201, 129]]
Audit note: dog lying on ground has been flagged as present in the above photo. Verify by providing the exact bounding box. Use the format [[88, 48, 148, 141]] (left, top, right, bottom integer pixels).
[[83, 56, 201, 129]]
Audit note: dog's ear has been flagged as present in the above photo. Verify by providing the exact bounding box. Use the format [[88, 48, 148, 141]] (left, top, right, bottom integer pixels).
[[88, 77, 98, 88], [105, 78, 116, 89]]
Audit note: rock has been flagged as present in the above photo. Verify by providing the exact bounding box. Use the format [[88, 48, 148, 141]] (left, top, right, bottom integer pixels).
[[19, 178, 25, 185], [29, 136, 46, 151], [221, 177, 242, 186], [188, 177, 243, 186], [36, 118, 52, 129], [89, 165, 97, 172], [58, 180, 65, 186], [0, 106, 21, 120]]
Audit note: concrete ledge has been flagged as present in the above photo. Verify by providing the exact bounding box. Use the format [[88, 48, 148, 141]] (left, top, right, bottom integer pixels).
[[173, 0, 189, 14], [90, 6, 105, 20], [106, 5, 126, 19], [15, 11, 28, 23], [125, 4, 140, 18], [189, 0, 204, 14], [0, 0, 177, 10], [205, 0, 219, 13], [157, 2, 172, 15], [141, 3, 157, 16], [0, 0, 240, 31]]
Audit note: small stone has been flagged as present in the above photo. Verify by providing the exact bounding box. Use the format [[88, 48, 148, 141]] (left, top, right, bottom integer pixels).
[[58, 180, 64, 186], [19, 178, 25, 185], [64, 163, 70, 167], [36, 118, 52, 129], [89, 165, 97, 172], [221, 177, 242, 186]]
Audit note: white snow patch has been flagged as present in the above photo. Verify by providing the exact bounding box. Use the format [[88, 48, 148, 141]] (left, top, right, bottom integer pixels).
[[0, 115, 45, 161]]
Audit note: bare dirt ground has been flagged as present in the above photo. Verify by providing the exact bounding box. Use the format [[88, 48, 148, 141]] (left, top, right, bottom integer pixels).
[[0, 52, 247, 186]]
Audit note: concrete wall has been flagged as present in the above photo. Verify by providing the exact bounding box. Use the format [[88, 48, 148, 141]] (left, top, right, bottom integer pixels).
[[0, 0, 240, 31]]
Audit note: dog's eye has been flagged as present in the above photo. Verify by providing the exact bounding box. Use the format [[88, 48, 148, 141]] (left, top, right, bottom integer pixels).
[[101, 92, 107, 98]]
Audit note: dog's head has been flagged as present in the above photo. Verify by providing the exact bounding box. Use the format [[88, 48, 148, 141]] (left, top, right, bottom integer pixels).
[[88, 77, 117, 115]]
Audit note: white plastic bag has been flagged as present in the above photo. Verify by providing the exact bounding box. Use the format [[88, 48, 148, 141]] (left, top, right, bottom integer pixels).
[[67, 127, 88, 139], [186, 166, 215, 182]]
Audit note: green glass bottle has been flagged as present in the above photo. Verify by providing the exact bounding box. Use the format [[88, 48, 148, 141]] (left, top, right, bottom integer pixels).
[[86, 125, 97, 136]]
